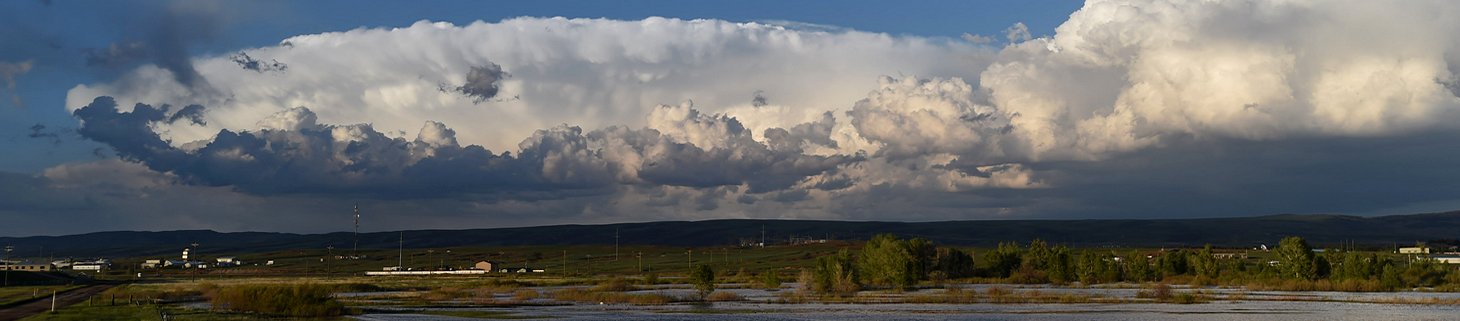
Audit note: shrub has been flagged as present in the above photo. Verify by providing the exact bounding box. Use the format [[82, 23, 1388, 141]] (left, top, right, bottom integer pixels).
[[706, 291, 744, 302], [591, 277, 637, 292], [1136, 283, 1172, 301], [208, 284, 345, 317], [690, 265, 716, 300], [512, 289, 540, 301], [760, 270, 782, 290]]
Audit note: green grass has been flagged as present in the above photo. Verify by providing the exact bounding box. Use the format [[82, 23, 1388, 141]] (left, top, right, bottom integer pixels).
[[112, 243, 855, 279], [0, 285, 79, 307], [208, 283, 346, 317]]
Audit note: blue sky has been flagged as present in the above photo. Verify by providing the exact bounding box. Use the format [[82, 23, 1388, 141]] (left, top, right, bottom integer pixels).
[[4, 0, 1460, 236]]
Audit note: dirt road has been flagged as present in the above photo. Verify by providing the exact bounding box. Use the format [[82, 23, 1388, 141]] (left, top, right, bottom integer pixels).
[[0, 285, 114, 321]]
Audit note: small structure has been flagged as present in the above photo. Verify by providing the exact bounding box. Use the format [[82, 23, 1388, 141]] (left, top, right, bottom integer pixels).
[[1431, 255, 1460, 264], [64, 258, 111, 271], [365, 270, 487, 276], [1, 263, 54, 271], [141, 259, 164, 269], [1400, 246, 1430, 254], [473, 261, 495, 271], [72, 263, 107, 271], [1213, 252, 1248, 260], [496, 267, 544, 273], [215, 257, 241, 267]]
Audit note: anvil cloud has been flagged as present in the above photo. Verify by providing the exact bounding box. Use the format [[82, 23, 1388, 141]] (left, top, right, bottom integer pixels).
[[7, 0, 1460, 235]]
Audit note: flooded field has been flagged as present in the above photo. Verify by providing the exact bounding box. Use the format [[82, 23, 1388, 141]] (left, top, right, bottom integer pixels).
[[343, 283, 1460, 320]]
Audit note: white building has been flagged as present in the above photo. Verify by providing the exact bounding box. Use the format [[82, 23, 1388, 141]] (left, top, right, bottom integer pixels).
[[1400, 246, 1430, 254], [215, 257, 240, 267], [72, 263, 106, 271]]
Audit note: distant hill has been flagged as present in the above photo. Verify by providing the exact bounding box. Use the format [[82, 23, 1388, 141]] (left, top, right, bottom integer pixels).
[[4, 211, 1459, 258]]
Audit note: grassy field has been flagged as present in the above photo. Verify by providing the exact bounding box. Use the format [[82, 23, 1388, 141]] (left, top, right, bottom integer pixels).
[[94, 242, 856, 280], [0, 285, 80, 307]]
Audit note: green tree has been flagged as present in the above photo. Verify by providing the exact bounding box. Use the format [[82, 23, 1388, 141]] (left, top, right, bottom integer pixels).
[[982, 242, 1022, 278], [933, 247, 976, 279], [812, 249, 860, 296], [858, 234, 916, 290], [1076, 251, 1103, 284], [690, 264, 715, 300], [906, 238, 937, 279], [1189, 245, 1218, 278], [1047, 246, 1075, 284], [1123, 251, 1152, 282], [1275, 236, 1317, 280]]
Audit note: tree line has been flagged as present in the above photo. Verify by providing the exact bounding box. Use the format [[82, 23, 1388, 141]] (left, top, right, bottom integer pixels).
[[801, 234, 1460, 295]]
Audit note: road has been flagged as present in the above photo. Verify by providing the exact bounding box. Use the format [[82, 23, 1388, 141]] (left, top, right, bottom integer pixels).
[[0, 285, 114, 321]]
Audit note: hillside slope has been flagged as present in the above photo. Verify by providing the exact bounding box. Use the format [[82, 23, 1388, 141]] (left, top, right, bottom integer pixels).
[[3, 212, 1457, 257]]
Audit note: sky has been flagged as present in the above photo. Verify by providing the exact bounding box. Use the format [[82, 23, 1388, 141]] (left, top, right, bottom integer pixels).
[[3, 0, 1460, 236]]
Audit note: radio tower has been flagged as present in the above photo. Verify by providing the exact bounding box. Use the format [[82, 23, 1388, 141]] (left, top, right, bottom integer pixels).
[[352, 204, 360, 259]]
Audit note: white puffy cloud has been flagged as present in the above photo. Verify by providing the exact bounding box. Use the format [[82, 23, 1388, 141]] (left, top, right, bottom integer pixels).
[[42, 1, 1460, 234], [66, 17, 990, 153], [981, 0, 1460, 160]]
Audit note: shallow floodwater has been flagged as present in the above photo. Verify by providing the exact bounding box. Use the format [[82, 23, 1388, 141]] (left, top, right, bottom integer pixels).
[[346, 284, 1460, 321]]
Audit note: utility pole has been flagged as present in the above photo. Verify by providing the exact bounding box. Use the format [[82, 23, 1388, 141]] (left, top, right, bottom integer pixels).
[[761, 225, 766, 248], [687, 249, 693, 271], [4, 245, 12, 287], [614, 228, 620, 262], [397, 232, 404, 271], [326, 246, 334, 276], [636, 252, 643, 272], [562, 250, 567, 277], [353, 204, 360, 259]]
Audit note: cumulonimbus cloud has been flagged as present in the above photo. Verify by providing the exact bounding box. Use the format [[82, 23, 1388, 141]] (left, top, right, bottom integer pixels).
[[46, 0, 1460, 234]]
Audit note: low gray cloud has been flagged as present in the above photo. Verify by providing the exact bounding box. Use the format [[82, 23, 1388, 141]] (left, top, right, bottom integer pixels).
[[72, 96, 849, 197], [83, 42, 148, 68], [445, 62, 508, 103], [26, 123, 63, 145], [0, 60, 32, 108], [228, 51, 287, 73], [79, 1, 227, 92]]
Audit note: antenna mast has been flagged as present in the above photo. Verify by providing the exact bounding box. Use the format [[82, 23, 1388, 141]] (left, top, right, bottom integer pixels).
[[353, 204, 360, 259]]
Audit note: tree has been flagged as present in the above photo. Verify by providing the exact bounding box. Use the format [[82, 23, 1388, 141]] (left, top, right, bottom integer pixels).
[[690, 264, 715, 300], [1189, 245, 1218, 278], [982, 242, 1022, 278], [933, 247, 975, 279], [812, 249, 860, 296], [1123, 250, 1152, 282], [1276, 236, 1316, 280], [906, 238, 937, 280], [858, 234, 916, 290]]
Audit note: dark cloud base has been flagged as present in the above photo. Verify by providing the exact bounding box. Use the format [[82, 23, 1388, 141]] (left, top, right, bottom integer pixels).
[[72, 96, 849, 198]]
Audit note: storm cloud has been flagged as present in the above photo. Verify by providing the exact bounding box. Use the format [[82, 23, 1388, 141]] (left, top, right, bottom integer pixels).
[[16, 0, 1460, 235], [73, 97, 850, 197], [445, 62, 508, 103]]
